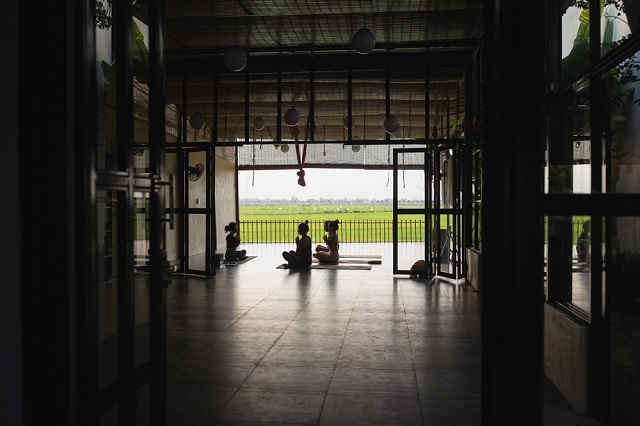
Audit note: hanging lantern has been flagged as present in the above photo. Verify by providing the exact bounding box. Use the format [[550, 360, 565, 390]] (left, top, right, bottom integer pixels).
[[189, 112, 206, 130], [280, 144, 290, 153], [351, 145, 361, 153], [283, 108, 300, 126], [383, 115, 401, 134], [226, 131, 237, 142], [253, 116, 265, 130], [224, 47, 247, 72], [352, 28, 376, 54], [343, 116, 357, 129]]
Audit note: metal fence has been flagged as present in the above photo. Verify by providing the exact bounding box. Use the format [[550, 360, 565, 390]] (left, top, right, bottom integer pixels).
[[240, 220, 426, 243], [239, 219, 591, 244]]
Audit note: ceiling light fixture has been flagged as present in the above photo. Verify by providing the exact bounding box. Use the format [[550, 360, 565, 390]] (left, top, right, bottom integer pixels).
[[383, 115, 401, 134], [352, 28, 376, 54], [253, 116, 265, 130], [224, 3, 247, 71], [189, 73, 206, 129], [352, 0, 375, 54], [224, 47, 247, 72], [189, 112, 206, 130], [284, 107, 300, 126]]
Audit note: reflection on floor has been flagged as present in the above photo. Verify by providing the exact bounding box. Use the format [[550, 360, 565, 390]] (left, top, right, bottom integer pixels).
[[166, 243, 594, 425]]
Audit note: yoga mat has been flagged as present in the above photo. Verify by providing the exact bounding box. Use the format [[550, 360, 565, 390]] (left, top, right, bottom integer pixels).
[[223, 255, 257, 265], [276, 263, 372, 270], [311, 263, 372, 270], [313, 258, 381, 264], [338, 254, 382, 259]]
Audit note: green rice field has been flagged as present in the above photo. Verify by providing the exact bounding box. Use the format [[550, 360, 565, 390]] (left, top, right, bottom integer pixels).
[[240, 204, 396, 221]]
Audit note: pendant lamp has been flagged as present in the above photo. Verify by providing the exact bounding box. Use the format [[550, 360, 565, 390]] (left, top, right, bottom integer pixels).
[[352, 28, 375, 54], [224, 47, 247, 72], [383, 115, 401, 134], [189, 112, 206, 130], [253, 116, 265, 130], [284, 108, 300, 126]]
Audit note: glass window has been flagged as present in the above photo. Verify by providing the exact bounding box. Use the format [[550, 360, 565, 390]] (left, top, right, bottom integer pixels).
[[605, 47, 640, 194], [95, 2, 118, 171], [608, 215, 640, 424], [545, 215, 591, 316], [601, 2, 634, 56], [547, 84, 591, 194], [98, 189, 119, 387], [562, 3, 590, 86]]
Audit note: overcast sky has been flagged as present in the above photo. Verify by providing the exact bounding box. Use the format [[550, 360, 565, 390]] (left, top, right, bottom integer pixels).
[[239, 169, 426, 201]]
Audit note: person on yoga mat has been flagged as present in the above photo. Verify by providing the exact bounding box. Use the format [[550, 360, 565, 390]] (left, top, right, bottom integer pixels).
[[314, 219, 340, 264], [314, 220, 331, 253], [282, 220, 312, 269], [224, 222, 247, 261]]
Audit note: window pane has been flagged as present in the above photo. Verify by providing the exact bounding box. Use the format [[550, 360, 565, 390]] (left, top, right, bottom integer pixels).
[[545, 215, 591, 316], [562, 5, 590, 87], [605, 47, 640, 194], [133, 191, 150, 367], [95, 3, 118, 171], [133, 8, 151, 174], [608, 215, 640, 424], [601, 3, 635, 56], [98, 189, 119, 387], [547, 85, 591, 194]]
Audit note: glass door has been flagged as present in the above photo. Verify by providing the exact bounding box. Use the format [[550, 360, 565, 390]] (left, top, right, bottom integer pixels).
[[392, 147, 432, 277], [83, 0, 167, 423], [180, 147, 214, 275], [433, 143, 463, 279]]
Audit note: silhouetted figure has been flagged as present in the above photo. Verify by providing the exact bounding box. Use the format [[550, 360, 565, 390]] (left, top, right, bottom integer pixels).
[[282, 220, 312, 269], [577, 220, 590, 263], [314, 219, 340, 264], [224, 222, 247, 261]]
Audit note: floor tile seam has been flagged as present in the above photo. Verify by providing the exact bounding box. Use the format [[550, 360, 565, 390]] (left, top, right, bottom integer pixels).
[[212, 328, 290, 422], [321, 294, 363, 423], [325, 389, 419, 397], [403, 300, 428, 426]]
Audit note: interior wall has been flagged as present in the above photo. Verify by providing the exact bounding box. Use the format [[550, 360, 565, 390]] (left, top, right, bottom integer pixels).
[[0, 0, 23, 423], [215, 153, 237, 250]]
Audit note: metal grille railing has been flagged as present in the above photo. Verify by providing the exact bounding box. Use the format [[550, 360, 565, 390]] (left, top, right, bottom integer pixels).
[[240, 220, 426, 243]]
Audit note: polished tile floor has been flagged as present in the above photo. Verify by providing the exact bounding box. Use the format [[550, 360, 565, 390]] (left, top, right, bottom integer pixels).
[[165, 243, 594, 425]]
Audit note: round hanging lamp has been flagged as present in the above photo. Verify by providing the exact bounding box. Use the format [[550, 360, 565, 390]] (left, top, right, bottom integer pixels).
[[253, 116, 265, 130], [189, 112, 206, 130], [383, 115, 401, 134], [352, 28, 376, 54], [280, 144, 290, 153], [351, 145, 361, 153], [226, 131, 237, 142], [283, 108, 300, 126], [224, 47, 247, 72]]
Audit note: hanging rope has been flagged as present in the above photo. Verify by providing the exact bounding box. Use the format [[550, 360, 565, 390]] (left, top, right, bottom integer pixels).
[[386, 145, 391, 187], [251, 144, 256, 186]]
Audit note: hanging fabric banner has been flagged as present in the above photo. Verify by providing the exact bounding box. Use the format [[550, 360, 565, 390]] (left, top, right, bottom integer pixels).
[[292, 117, 310, 187]]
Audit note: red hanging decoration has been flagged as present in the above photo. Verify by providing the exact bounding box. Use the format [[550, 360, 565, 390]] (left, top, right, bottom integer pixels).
[[292, 117, 310, 187]]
